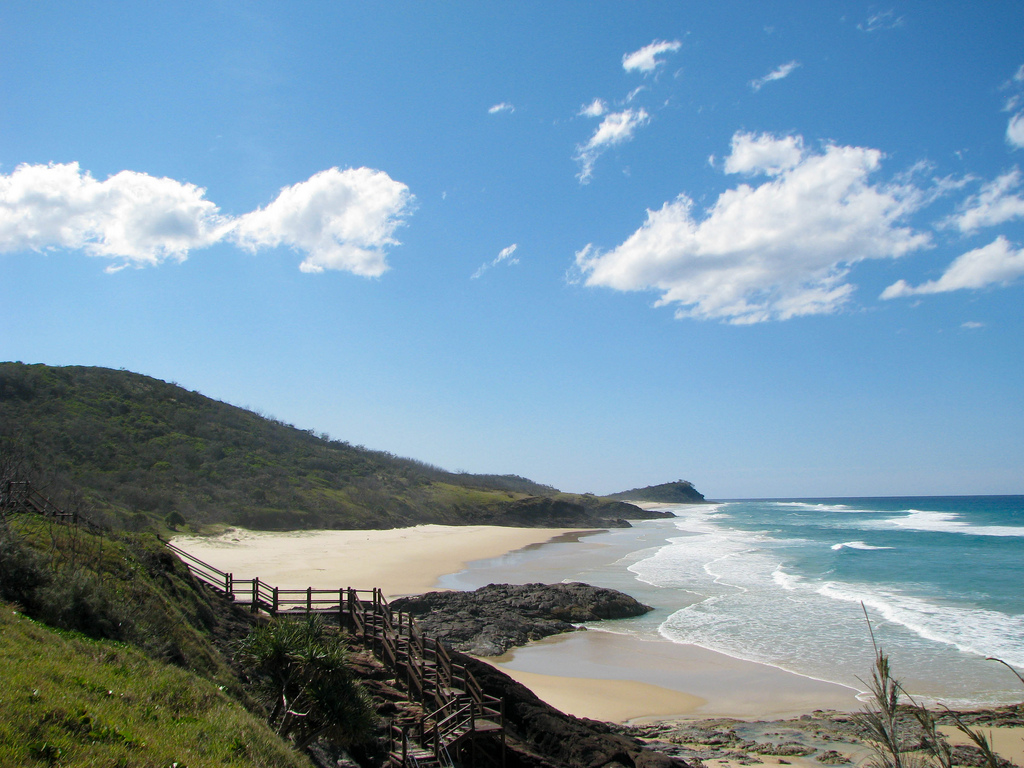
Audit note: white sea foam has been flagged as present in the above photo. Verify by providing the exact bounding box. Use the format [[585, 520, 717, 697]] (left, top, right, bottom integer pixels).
[[884, 510, 1024, 537], [771, 565, 804, 590], [624, 500, 1024, 705], [817, 581, 1024, 668], [767, 501, 887, 514]]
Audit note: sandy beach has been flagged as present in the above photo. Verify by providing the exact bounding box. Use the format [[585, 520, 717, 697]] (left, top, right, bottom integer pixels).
[[174, 524, 863, 721], [171, 524, 581, 598]]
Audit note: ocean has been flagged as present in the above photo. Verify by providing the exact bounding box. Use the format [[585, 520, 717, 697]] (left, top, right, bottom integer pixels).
[[439, 496, 1024, 709]]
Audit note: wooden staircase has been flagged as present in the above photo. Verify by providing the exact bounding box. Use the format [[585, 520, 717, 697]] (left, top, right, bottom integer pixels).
[[166, 541, 507, 768], [2, 481, 505, 768]]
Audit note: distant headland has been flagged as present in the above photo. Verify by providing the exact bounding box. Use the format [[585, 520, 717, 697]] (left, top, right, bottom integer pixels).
[[605, 479, 707, 504]]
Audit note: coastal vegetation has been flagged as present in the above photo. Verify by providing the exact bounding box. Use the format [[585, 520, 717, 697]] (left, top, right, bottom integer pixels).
[[0, 362, 687, 532]]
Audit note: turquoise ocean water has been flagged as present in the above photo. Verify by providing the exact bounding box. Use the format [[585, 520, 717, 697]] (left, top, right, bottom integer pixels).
[[439, 496, 1024, 708]]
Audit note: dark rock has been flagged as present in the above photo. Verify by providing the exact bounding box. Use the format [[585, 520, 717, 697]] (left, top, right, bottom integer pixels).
[[477, 496, 677, 529], [457, 650, 692, 768], [391, 582, 653, 656]]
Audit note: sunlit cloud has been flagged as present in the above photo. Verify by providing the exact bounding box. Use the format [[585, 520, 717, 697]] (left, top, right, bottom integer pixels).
[[233, 167, 413, 276], [471, 243, 519, 279], [947, 168, 1024, 232], [488, 102, 515, 115], [622, 40, 681, 74], [574, 108, 650, 184], [750, 60, 800, 91], [575, 132, 930, 323], [0, 162, 230, 271], [1008, 113, 1024, 149], [723, 132, 804, 175], [0, 162, 414, 276], [578, 99, 607, 118], [882, 236, 1024, 298]]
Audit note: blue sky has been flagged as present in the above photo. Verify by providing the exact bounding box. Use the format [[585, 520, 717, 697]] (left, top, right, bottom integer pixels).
[[2, 2, 1023, 499]]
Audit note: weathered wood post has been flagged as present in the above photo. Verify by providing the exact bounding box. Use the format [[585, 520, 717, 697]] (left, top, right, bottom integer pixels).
[[226, 572, 233, 599], [251, 577, 260, 612], [306, 586, 312, 613], [272, 586, 279, 615]]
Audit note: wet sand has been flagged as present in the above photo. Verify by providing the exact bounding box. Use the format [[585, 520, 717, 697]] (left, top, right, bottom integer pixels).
[[486, 629, 863, 722]]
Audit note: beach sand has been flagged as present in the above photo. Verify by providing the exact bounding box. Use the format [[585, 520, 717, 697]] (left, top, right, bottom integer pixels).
[[487, 629, 863, 722], [171, 524, 581, 598]]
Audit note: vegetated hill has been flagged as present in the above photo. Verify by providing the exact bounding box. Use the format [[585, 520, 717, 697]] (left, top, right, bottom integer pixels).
[[605, 480, 707, 504], [0, 363, 675, 531]]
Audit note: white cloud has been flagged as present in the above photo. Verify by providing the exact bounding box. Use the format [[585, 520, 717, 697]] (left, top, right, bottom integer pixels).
[[1007, 112, 1024, 149], [961, 321, 985, 329], [750, 60, 800, 91], [626, 86, 647, 103], [233, 167, 413, 276], [881, 236, 1024, 298], [574, 108, 650, 184], [0, 162, 414, 275], [488, 102, 515, 115], [622, 40, 681, 74], [0, 162, 229, 270], [858, 10, 905, 32], [724, 132, 804, 175], [948, 169, 1024, 232], [471, 243, 519, 279], [579, 99, 607, 118], [575, 132, 930, 324]]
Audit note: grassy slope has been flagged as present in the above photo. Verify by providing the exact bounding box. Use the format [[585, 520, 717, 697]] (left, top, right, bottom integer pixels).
[[4, 515, 247, 692], [0, 605, 310, 768], [0, 513, 323, 766]]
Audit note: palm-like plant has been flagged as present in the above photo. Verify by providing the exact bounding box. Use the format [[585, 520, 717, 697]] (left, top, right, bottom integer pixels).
[[237, 615, 376, 751]]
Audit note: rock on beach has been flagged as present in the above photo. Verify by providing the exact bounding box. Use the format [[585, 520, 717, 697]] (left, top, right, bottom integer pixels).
[[391, 582, 653, 656]]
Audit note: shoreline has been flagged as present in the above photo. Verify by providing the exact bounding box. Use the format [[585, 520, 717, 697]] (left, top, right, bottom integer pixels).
[[484, 628, 864, 723], [171, 521, 1024, 756]]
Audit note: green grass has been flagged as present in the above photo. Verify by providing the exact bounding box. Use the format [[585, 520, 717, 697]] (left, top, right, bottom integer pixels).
[[6, 516, 245, 691], [0, 604, 311, 768]]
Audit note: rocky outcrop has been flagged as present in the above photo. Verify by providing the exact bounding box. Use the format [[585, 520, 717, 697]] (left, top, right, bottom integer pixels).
[[390, 582, 652, 656], [480, 496, 676, 529]]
